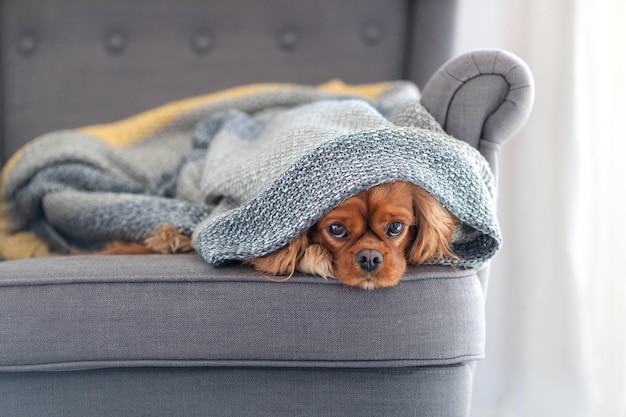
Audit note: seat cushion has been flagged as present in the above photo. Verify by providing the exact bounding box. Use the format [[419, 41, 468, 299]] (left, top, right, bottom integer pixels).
[[0, 254, 485, 371]]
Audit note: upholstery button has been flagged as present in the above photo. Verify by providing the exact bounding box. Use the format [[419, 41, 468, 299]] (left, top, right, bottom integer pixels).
[[17, 34, 38, 56], [277, 29, 301, 52], [361, 22, 384, 46], [191, 32, 213, 55], [104, 32, 127, 55]]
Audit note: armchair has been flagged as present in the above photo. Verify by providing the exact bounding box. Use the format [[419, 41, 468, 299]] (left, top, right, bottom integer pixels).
[[0, 1, 533, 416]]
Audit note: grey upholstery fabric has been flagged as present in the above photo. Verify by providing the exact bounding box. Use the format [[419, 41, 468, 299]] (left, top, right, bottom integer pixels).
[[0, 255, 485, 371], [0, 0, 457, 165], [1, 365, 473, 417]]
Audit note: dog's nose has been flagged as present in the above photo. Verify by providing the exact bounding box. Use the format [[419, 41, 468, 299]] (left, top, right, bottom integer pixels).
[[355, 249, 383, 272]]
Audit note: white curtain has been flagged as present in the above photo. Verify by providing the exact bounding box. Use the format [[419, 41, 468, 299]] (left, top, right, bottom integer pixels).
[[454, 1, 626, 416]]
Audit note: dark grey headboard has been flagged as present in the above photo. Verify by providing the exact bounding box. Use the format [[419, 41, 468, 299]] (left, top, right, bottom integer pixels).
[[0, 0, 457, 166]]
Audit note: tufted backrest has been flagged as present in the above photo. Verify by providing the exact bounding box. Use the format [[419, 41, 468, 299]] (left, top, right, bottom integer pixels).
[[0, 0, 457, 166]]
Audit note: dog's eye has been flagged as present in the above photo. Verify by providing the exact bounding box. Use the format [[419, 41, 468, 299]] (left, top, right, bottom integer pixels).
[[327, 224, 349, 239], [386, 222, 405, 237]]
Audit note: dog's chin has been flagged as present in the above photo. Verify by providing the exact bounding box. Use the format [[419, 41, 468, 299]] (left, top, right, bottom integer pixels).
[[335, 269, 404, 290]]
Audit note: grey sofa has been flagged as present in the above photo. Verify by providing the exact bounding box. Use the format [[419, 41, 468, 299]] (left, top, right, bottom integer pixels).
[[0, 1, 534, 416]]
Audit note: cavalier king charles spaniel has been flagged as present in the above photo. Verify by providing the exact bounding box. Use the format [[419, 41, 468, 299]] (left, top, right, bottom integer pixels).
[[99, 181, 459, 290], [245, 181, 459, 289]]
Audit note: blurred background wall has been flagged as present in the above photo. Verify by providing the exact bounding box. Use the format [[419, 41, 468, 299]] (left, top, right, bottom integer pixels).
[[453, 1, 625, 416]]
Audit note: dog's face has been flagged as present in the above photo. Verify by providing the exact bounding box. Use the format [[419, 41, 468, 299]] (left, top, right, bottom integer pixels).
[[246, 181, 459, 290], [306, 182, 418, 289]]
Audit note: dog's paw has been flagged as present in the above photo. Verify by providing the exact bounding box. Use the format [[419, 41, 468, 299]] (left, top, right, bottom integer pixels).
[[145, 225, 195, 254]]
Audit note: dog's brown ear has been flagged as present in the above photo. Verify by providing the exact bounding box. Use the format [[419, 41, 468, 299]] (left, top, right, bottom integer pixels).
[[406, 187, 459, 265], [244, 233, 309, 277]]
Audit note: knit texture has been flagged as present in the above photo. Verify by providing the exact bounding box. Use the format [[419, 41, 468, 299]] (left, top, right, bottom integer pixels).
[[0, 80, 500, 268]]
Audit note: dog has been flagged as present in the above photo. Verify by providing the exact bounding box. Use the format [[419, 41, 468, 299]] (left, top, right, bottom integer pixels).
[[245, 181, 459, 289], [99, 181, 459, 290]]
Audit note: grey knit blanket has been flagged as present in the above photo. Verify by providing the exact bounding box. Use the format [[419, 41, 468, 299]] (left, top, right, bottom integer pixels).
[[1, 81, 500, 268]]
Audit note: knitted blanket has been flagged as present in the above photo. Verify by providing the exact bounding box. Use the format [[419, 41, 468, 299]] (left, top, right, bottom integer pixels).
[[0, 80, 500, 269]]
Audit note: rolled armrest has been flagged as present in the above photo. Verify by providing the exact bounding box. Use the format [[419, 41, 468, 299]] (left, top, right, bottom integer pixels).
[[421, 49, 534, 154]]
